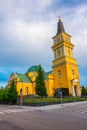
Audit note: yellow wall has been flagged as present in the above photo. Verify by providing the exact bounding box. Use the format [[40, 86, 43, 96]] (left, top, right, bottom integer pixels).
[[53, 64, 68, 89], [45, 74, 54, 96], [52, 31, 81, 96], [8, 72, 54, 97], [16, 82, 33, 96]]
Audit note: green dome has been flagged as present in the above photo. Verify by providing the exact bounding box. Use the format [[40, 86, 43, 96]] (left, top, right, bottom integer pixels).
[[27, 65, 44, 73]]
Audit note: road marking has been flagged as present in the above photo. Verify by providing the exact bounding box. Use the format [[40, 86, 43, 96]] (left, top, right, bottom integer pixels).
[[75, 110, 84, 113], [1, 110, 13, 113], [80, 110, 87, 114], [6, 110, 17, 113], [0, 109, 23, 114], [64, 108, 87, 115], [0, 112, 4, 114]]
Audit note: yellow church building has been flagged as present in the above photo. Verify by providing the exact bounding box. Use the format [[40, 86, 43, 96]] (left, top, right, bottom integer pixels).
[[8, 17, 81, 97]]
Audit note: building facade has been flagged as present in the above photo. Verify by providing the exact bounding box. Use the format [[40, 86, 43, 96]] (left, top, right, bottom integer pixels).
[[8, 66, 54, 96], [52, 17, 81, 96], [8, 17, 81, 97]]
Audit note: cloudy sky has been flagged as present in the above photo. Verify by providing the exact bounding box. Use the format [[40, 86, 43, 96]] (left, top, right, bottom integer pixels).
[[0, 0, 87, 87]]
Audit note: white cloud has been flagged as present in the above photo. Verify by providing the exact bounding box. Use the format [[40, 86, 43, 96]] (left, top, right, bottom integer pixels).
[[0, 67, 7, 73], [63, 5, 87, 67], [0, 0, 55, 21], [1, 18, 55, 54]]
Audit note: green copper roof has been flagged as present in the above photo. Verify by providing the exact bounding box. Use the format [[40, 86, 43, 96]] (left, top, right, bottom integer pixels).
[[27, 65, 44, 73], [44, 71, 53, 80], [15, 73, 31, 83]]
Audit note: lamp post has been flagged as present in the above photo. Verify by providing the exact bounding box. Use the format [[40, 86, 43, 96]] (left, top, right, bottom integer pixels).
[[58, 76, 63, 106], [58, 88, 63, 106], [20, 88, 23, 106], [20, 81, 23, 106]]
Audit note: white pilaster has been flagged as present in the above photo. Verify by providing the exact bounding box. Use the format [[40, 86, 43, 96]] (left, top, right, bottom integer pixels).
[[72, 85, 76, 96]]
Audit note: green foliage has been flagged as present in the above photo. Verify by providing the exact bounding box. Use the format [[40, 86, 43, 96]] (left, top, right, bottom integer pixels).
[[81, 86, 87, 95], [0, 80, 18, 104], [3, 87, 9, 100], [0, 88, 4, 99], [8, 80, 18, 101], [35, 65, 47, 97], [0, 87, 9, 100], [23, 97, 87, 104]]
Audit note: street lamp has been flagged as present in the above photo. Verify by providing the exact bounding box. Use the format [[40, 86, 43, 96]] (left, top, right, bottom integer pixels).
[[58, 76, 63, 106], [20, 80, 23, 107], [20, 88, 23, 106], [58, 88, 63, 106]]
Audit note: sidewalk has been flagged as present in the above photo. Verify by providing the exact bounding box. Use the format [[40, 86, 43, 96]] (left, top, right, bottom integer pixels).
[[1, 101, 87, 112], [21, 101, 87, 111]]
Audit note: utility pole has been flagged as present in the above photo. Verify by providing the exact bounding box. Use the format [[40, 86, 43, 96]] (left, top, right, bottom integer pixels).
[[58, 88, 63, 106], [20, 88, 23, 106]]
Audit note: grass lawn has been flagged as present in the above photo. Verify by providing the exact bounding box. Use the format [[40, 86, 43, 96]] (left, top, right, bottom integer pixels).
[[23, 97, 87, 104]]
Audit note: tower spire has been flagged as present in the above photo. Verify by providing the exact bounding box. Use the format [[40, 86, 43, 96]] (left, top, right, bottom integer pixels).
[[57, 16, 65, 34]]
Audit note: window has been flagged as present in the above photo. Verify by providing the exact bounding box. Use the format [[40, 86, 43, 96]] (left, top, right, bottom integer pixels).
[[56, 50, 58, 59], [54, 50, 58, 59], [26, 87, 28, 95], [57, 48, 61, 58], [58, 70, 62, 77], [71, 49, 74, 57], [54, 39, 56, 44], [60, 46, 63, 57], [72, 69, 74, 75]]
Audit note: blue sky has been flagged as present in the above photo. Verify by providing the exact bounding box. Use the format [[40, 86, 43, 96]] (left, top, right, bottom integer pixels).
[[0, 0, 87, 87]]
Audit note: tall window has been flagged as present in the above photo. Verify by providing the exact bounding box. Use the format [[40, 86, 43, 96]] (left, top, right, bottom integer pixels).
[[58, 70, 62, 77], [56, 50, 58, 59], [26, 87, 28, 95], [60, 46, 63, 57], [54, 50, 58, 59], [54, 39, 56, 44], [72, 69, 74, 76], [71, 49, 74, 57]]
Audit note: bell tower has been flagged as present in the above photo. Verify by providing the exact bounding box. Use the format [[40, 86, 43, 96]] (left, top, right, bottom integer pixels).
[[52, 17, 81, 96]]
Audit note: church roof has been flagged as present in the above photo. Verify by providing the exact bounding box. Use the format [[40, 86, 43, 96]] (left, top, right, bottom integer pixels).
[[26, 65, 53, 80], [15, 73, 31, 83], [27, 65, 44, 73]]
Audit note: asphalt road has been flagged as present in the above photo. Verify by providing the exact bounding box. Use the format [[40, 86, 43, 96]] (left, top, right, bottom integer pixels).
[[0, 102, 87, 130]]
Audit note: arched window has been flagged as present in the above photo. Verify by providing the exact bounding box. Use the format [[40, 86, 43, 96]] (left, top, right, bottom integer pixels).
[[58, 70, 62, 77], [72, 69, 74, 76], [26, 87, 28, 95]]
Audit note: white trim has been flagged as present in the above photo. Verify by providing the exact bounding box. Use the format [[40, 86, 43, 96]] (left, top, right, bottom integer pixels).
[[72, 85, 76, 96], [71, 79, 79, 83]]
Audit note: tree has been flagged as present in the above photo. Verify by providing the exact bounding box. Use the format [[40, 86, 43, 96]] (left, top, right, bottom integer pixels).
[[3, 87, 9, 101], [81, 86, 87, 96], [0, 87, 9, 104], [8, 80, 18, 103], [35, 65, 47, 97], [85, 87, 87, 95]]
